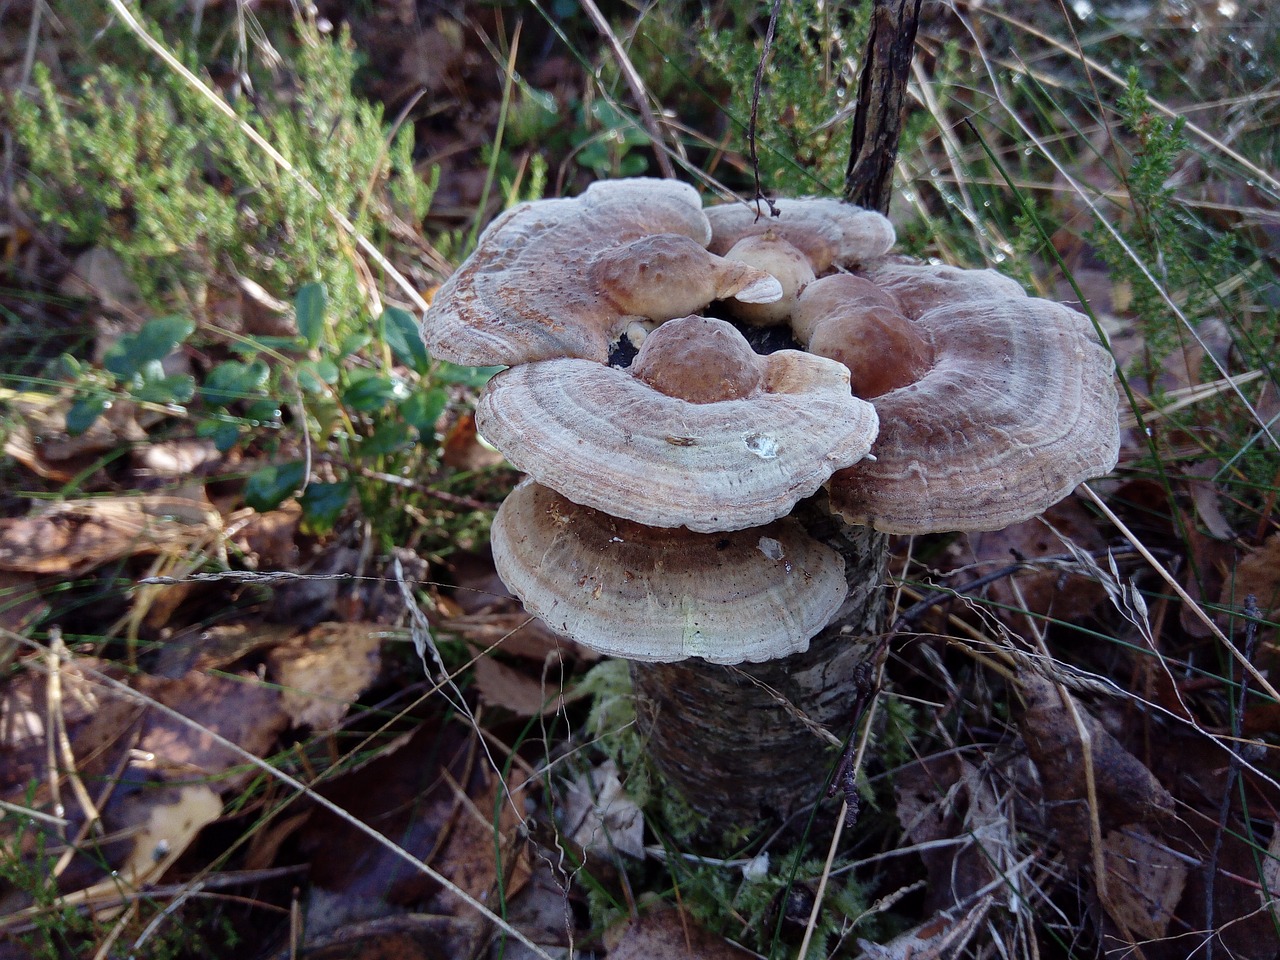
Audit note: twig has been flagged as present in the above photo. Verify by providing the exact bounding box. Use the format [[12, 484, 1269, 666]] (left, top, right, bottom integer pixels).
[[578, 0, 676, 179], [747, 0, 783, 218]]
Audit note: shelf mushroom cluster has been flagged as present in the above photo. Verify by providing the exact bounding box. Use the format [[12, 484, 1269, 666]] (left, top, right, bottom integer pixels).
[[421, 178, 1120, 667]]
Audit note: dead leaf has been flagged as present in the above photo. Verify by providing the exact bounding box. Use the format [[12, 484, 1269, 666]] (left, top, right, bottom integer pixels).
[[0, 494, 221, 576], [115, 781, 222, 884], [1101, 824, 1189, 940], [3, 394, 147, 483], [229, 501, 302, 570], [473, 655, 566, 717], [136, 669, 287, 790], [561, 759, 645, 860], [854, 898, 992, 959], [268, 622, 383, 730], [892, 755, 1012, 913], [0, 657, 140, 800], [1263, 824, 1280, 923], [607, 907, 756, 960], [953, 500, 1108, 625], [1186, 461, 1236, 540], [58, 246, 144, 316], [442, 412, 505, 471], [291, 914, 455, 960], [0, 571, 49, 637], [1018, 676, 1173, 864], [154, 621, 297, 678], [132, 438, 222, 478], [1221, 533, 1280, 640]]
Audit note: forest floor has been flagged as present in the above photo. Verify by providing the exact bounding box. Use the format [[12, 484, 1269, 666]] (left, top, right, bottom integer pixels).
[[0, 1, 1278, 958]]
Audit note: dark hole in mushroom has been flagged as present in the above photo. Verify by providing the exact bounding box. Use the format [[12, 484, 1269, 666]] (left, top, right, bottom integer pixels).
[[703, 301, 804, 355], [607, 335, 640, 368], [715, 537, 732, 551]]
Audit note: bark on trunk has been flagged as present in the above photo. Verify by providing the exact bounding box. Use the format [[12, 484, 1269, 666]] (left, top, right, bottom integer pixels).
[[843, 0, 924, 214], [629, 512, 888, 830]]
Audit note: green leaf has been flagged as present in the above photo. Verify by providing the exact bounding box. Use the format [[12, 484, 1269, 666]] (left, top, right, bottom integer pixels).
[[66, 396, 108, 436], [342, 370, 406, 412], [434, 363, 503, 387], [299, 479, 352, 534], [131, 373, 196, 404], [203, 359, 271, 408], [382, 306, 430, 374], [102, 315, 194, 380], [337, 332, 371, 359], [195, 418, 241, 452], [401, 387, 448, 435], [359, 419, 411, 459], [297, 358, 340, 394], [244, 398, 282, 424], [243, 461, 307, 512], [295, 282, 327, 349]]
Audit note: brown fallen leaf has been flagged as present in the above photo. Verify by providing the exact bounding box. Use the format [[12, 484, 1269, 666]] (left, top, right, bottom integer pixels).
[[560, 759, 645, 860], [267, 622, 383, 730], [3, 394, 148, 483], [1101, 824, 1189, 941], [0, 570, 49, 638], [0, 494, 221, 577], [442, 411, 505, 471], [136, 669, 288, 791], [1018, 676, 1173, 864], [1221, 532, 1280, 640], [472, 654, 569, 717], [892, 755, 1012, 913], [855, 897, 993, 959], [951, 499, 1108, 626], [606, 907, 757, 960], [0, 656, 140, 800], [229, 501, 302, 570]]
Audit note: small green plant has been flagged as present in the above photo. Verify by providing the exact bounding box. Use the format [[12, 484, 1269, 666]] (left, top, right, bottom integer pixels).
[[0, 810, 98, 959], [5, 14, 523, 552], [698, 0, 872, 195]]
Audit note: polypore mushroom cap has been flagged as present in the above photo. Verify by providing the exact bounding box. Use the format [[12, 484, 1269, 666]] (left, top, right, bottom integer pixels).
[[490, 480, 849, 664], [422, 179, 781, 366], [863, 259, 1027, 318], [476, 316, 879, 532], [827, 297, 1120, 533], [721, 233, 816, 326], [792, 275, 933, 399], [706, 198, 896, 273]]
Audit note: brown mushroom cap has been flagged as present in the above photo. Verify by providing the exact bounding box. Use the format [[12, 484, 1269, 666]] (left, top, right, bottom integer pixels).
[[721, 233, 816, 326], [490, 480, 849, 664], [863, 260, 1027, 318], [827, 297, 1120, 534], [792, 275, 933, 399], [421, 179, 782, 366], [706, 198, 895, 273], [476, 316, 879, 533]]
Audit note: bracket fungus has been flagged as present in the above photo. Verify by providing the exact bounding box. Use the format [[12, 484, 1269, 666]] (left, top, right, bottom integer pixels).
[[489, 480, 849, 664], [476, 316, 878, 533], [420, 178, 782, 366], [419, 178, 1121, 830]]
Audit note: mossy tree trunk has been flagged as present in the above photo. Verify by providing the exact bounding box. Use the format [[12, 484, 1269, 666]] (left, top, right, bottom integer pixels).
[[629, 513, 888, 829]]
